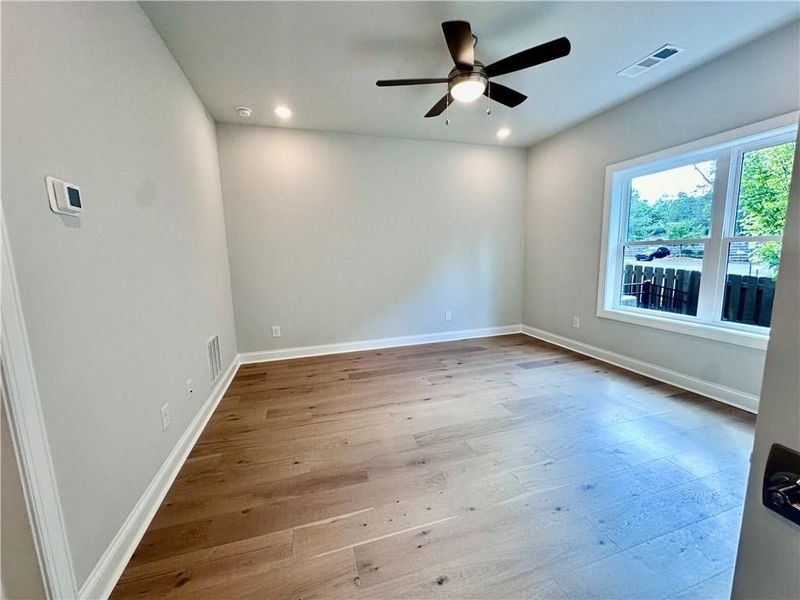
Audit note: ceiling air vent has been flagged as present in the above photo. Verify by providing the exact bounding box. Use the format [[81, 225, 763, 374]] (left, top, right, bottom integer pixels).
[[618, 44, 684, 78]]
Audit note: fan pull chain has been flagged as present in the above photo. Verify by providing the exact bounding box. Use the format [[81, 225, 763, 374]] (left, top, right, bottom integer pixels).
[[445, 85, 450, 126], [486, 82, 492, 116]]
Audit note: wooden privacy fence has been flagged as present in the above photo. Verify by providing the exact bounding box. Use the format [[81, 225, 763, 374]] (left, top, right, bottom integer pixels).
[[622, 264, 701, 315], [621, 264, 776, 326], [722, 274, 776, 326]]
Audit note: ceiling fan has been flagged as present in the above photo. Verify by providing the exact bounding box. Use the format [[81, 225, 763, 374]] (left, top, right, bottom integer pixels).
[[376, 21, 571, 118]]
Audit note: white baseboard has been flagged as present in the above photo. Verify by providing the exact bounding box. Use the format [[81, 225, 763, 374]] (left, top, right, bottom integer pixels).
[[78, 357, 240, 600], [521, 325, 759, 414], [238, 325, 523, 364]]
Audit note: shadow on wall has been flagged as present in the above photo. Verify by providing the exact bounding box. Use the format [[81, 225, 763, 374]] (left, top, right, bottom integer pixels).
[[1, 402, 46, 599]]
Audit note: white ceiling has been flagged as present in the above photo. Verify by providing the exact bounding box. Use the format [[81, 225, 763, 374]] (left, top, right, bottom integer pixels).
[[142, 1, 799, 147]]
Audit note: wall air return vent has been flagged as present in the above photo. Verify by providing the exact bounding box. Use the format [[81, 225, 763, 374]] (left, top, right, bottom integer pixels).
[[208, 334, 222, 381], [617, 44, 684, 78]]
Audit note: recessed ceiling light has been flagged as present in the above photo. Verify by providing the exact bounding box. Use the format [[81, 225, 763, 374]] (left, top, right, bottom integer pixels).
[[274, 105, 293, 120], [235, 106, 253, 118], [497, 127, 511, 140]]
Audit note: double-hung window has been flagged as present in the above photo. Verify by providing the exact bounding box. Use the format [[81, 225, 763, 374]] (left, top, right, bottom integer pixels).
[[598, 114, 797, 349]]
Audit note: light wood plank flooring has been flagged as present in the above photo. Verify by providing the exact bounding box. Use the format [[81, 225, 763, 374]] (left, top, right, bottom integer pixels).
[[112, 334, 755, 599]]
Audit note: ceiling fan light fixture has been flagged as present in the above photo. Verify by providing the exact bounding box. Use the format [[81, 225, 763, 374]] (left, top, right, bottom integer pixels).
[[375, 21, 570, 118], [450, 73, 487, 103]]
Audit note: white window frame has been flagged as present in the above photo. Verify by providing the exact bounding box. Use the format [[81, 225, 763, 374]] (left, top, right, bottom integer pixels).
[[597, 112, 798, 351]]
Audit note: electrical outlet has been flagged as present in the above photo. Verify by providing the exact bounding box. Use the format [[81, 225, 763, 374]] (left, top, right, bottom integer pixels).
[[445, 310, 452, 321], [186, 379, 194, 401], [271, 325, 281, 338], [160, 403, 171, 431], [572, 316, 580, 329]]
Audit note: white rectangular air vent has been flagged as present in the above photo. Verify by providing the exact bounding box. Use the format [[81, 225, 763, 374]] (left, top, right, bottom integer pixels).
[[207, 335, 222, 381], [618, 44, 684, 78]]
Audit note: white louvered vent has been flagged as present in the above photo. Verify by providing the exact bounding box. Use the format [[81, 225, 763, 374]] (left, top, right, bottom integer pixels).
[[618, 44, 684, 78], [208, 335, 222, 381]]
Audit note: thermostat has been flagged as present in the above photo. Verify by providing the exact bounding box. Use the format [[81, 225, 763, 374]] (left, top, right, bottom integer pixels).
[[46, 176, 82, 216]]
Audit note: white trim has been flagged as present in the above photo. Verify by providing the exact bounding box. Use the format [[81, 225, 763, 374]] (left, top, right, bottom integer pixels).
[[1, 215, 79, 598], [78, 357, 239, 600], [520, 325, 759, 414], [621, 237, 711, 247], [597, 111, 798, 347], [238, 325, 523, 364], [597, 307, 769, 350]]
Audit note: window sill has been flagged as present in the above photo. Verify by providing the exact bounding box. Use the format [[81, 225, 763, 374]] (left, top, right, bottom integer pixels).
[[597, 307, 769, 350]]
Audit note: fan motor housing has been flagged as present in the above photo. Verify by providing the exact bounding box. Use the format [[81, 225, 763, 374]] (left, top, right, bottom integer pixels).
[[448, 61, 488, 88]]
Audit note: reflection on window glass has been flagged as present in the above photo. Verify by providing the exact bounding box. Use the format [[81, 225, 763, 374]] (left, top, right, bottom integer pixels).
[[627, 160, 715, 242], [620, 244, 703, 316], [722, 241, 781, 327], [735, 142, 795, 236]]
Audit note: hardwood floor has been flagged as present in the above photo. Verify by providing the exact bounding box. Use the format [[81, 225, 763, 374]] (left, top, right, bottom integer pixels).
[[112, 334, 755, 599]]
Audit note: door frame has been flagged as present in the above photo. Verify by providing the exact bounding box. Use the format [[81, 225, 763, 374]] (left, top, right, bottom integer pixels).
[[1, 211, 78, 598]]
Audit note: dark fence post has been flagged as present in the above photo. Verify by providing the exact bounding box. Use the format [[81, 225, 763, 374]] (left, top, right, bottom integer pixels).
[[758, 277, 776, 326], [687, 271, 701, 316], [641, 280, 652, 309], [727, 274, 743, 322]]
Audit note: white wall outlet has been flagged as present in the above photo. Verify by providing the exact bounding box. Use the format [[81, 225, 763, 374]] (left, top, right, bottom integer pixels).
[[445, 310, 452, 321], [572, 316, 580, 329], [186, 379, 194, 401], [271, 325, 281, 338], [160, 403, 171, 431]]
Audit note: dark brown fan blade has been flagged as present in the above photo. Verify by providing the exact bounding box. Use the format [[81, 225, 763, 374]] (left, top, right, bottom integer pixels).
[[376, 78, 449, 87], [442, 21, 474, 69], [485, 37, 571, 78], [424, 93, 453, 118], [485, 82, 527, 108]]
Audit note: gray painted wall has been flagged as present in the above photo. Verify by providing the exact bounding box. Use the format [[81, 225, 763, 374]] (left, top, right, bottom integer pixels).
[[1, 2, 236, 586], [732, 134, 800, 600], [523, 21, 800, 398], [217, 125, 526, 353]]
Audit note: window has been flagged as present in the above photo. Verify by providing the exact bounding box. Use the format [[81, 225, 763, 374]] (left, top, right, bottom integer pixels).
[[598, 114, 797, 349]]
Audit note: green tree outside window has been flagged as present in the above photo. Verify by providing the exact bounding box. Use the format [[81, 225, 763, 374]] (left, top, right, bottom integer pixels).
[[736, 141, 795, 275]]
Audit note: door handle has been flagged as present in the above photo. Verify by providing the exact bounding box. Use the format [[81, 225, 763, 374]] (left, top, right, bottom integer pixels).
[[763, 443, 800, 526]]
